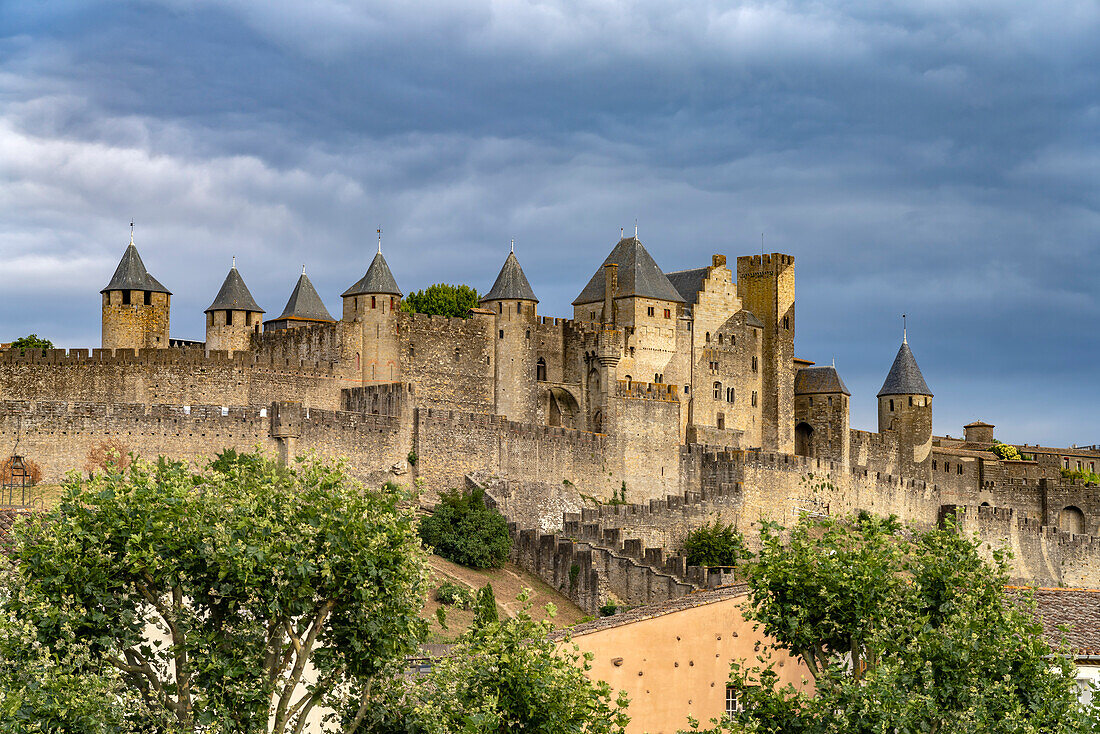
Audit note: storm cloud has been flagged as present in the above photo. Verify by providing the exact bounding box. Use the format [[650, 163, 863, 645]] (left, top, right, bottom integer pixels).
[[1, 1, 1098, 444]]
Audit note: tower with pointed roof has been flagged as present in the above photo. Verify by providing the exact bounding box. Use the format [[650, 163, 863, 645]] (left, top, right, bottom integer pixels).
[[736, 253, 796, 453], [264, 268, 335, 332], [877, 331, 933, 478], [101, 230, 172, 351], [205, 261, 264, 352], [481, 245, 539, 421], [341, 241, 403, 383], [794, 363, 851, 465]]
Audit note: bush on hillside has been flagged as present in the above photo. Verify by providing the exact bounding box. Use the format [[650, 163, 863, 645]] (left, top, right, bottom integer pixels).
[[419, 487, 512, 569], [436, 581, 473, 608], [681, 520, 751, 568]]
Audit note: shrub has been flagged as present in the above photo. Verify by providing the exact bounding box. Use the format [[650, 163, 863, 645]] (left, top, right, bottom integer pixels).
[[83, 439, 132, 476], [989, 442, 1022, 461], [436, 581, 472, 608], [681, 520, 751, 567], [419, 486, 512, 569], [400, 283, 480, 318], [599, 603, 619, 617], [1062, 468, 1100, 485]]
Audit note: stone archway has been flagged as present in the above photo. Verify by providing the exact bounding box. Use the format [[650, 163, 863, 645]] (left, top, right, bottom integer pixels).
[[1059, 506, 1085, 535], [547, 387, 580, 429], [795, 422, 814, 458]]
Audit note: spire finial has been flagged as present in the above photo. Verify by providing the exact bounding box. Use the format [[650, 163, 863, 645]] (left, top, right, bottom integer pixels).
[[510, 238, 514, 254], [232, 255, 236, 269], [634, 219, 638, 238], [302, 264, 306, 275], [902, 313, 907, 344], [620, 227, 624, 239], [130, 220, 135, 245], [377, 227, 382, 255]]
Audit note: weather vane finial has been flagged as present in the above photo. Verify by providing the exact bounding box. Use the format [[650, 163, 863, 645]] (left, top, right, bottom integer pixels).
[[634, 219, 638, 238], [302, 264, 306, 275], [232, 255, 236, 269], [130, 220, 135, 245], [377, 227, 382, 255], [902, 313, 907, 344], [510, 238, 514, 254]]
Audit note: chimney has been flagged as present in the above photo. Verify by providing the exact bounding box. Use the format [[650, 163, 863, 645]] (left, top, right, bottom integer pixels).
[[602, 263, 618, 326]]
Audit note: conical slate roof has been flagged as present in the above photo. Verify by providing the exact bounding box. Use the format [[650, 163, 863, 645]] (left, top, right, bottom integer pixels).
[[572, 236, 685, 305], [795, 366, 851, 396], [275, 273, 334, 322], [341, 252, 402, 297], [878, 341, 932, 397], [101, 242, 171, 295], [205, 266, 263, 314], [481, 251, 538, 303]]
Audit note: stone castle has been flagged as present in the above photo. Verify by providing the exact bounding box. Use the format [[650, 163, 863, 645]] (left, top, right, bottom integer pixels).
[[2, 229, 1099, 611]]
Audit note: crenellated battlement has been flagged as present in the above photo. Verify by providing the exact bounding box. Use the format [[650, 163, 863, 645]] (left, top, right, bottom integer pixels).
[[615, 380, 680, 401], [0, 346, 337, 376]]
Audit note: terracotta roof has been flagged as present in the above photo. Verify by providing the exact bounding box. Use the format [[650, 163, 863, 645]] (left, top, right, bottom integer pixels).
[[932, 446, 997, 459], [560, 584, 750, 638], [573, 237, 685, 305], [965, 421, 995, 428], [481, 251, 538, 303], [1013, 445, 1100, 458], [205, 266, 263, 313], [342, 252, 403, 298], [1011, 587, 1100, 657], [795, 366, 850, 396], [878, 341, 932, 397]]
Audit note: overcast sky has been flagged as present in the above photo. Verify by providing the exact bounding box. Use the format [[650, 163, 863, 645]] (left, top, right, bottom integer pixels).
[[1, 1, 1097, 445]]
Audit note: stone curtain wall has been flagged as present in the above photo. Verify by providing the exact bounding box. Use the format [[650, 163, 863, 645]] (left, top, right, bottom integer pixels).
[[399, 312, 495, 414], [0, 401, 273, 481], [0, 348, 342, 410]]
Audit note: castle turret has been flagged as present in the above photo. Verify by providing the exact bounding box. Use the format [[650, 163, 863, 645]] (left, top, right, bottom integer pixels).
[[264, 268, 335, 332], [341, 242, 402, 383], [877, 334, 933, 478], [480, 245, 538, 421], [101, 229, 171, 351], [736, 254, 795, 453], [205, 260, 264, 352], [794, 363, 850, 465]]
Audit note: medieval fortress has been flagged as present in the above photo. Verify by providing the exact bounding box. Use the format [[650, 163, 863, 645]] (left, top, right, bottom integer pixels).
[[2, 232, 1098, 611]]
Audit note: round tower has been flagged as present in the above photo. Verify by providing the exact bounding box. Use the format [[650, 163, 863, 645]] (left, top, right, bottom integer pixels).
[[341, 237, 402, 383], [101, 228, 171, 351], [481, 244, 539, 422], [877, 331, 933, 479], [205, 259, 264, 353]]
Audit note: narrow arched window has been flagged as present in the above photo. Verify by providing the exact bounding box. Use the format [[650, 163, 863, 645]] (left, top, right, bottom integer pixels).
[[713, 381, 722, 399]]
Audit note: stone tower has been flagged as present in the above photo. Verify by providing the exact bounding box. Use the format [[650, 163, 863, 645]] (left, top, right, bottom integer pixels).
[[480, 246, 538, 422], [101, 233, 171, 351], [793, 364, 850, 465], [205, 261, 264, 352], [735, 254, 795, 453], [877, 335, 933, 479], [341, 246, 403, 384]]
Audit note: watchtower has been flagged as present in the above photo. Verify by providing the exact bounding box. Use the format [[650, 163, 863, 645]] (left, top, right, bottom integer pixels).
[[205, 260, 264, 352], [341, 239, 403, 384], [794, 364, 851, 465], [101, 229, 171, 351], [736, 253, 795, 453], [480, 244, 538, 422], [877, 333, 933, 479]]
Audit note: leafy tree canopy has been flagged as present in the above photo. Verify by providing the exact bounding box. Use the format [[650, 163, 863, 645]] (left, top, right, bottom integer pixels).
[[680, 520, 751, 568], [9, 334, 53, 351], [989, 441, 1023, 461], [365, 590, 630, 734], [418, 486, 512, 569], [0, 451, 430, 734], [400, 283, 480, 318], [686, 512, 1098, 734]]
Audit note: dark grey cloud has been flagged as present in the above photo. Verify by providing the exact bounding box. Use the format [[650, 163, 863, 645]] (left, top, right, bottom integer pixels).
[[1, 0, 1098, 445]]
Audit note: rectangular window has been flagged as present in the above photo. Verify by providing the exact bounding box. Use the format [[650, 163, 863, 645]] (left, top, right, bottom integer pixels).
[[752, 356, 758, 372], [391, 296, 395, 310], [144, 291, 152, 305], [517, 302, 522, 314], [726, 686, 741, 718], [371, 296, 377, 309], [647, 306, 655, 317], [225, 311, 233, 326], [751, 391, 757, 407], [664, 308, 671, 318], [122, 290, 131, 305]]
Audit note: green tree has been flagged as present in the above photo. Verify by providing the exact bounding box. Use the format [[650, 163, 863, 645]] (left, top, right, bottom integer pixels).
[[418, 486, 512, 569], [400, 283, 480, 318], [680, 520, 750, 568], [0, 451, 430, 734], [687, 514, 1097, 734], [989, 441, 1022, 461], [368, 591, 630, 734], [9, 334, 53, 351]]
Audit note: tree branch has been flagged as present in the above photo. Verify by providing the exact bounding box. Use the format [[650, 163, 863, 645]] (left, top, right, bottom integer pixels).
[[272, 600, 335, 733]]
